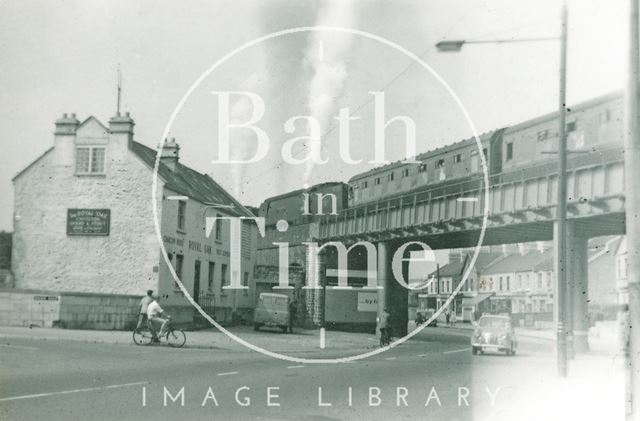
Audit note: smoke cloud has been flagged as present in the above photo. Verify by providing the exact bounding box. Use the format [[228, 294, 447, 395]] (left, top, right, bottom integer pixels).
[[302, 0, 359, 186]]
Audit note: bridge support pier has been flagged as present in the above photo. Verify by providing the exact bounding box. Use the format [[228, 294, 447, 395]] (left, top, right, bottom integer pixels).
[[568, 222, 590, 353], [376, 241, 409, 338]]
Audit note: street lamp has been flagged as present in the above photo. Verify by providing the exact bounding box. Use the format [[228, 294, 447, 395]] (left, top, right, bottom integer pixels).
[[436, 2, 569, 378], [435, 37, 559, 52]]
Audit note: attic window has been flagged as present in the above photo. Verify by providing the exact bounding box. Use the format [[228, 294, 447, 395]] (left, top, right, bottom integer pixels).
[[76, 147, 105, 174]]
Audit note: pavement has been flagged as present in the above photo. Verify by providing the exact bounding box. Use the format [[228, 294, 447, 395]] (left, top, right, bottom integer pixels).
[[0, 322, 626, 421]]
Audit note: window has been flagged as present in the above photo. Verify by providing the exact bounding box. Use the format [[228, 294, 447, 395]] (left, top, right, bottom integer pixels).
[[402, 168, 410, 178], [241, 221, 252, 259], [436, 159, 445, 168], [506, 276, 510, 291], [221, 264, 228, 289], [599, 110, 611, 124], [470, 151, 479, 172], [177, 200, 186, 231], [506, 143, 514, 161], [208, 262, 215, 292], [362, 181, 368, 189], [566, 121, 577, 132], [517, 274, 522, 290], [75, 146, 106, 174], [537, 273, 543, 289], [499, 276, 504, 291], [174, 254, 184, 290], [454, 153, 462, 163], [243, 272, 250, 294], [388, 172, 394, 181], [537, 129, 549, 141], [215, 213, 222, 241], [418, 163, 427, 173], [375, 177, 381, 185], [482, 148, 488, 158]]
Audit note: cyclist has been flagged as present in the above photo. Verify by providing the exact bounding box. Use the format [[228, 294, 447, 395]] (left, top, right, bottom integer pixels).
[[136, 290, 154, 330], [147, 294, 171, 342]]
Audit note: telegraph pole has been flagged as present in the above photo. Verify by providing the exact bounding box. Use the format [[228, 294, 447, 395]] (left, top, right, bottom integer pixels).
[[625, 0, 640, 417], [555, 0, 569, 378]]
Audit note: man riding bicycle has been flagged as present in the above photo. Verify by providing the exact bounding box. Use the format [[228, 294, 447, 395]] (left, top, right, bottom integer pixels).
[[147, 294, 171, 342]]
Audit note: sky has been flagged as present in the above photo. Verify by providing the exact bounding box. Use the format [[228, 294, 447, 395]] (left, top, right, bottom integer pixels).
[[0, 0, 627, 233]]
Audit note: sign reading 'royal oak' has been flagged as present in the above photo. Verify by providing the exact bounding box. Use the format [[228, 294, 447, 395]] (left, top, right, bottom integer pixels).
[[66, 209, 111, 236]]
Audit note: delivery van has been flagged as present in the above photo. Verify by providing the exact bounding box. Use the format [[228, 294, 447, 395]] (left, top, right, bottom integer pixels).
[[254, 293, 290, 333]]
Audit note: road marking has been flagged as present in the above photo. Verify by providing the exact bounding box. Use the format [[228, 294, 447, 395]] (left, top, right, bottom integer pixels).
[[0, 381, 148, 402], [443, 348, 470, 354], [217, 371, 238, 376], [320, 327, 325, 349], [456, 197, 478, 202], [384, 356, 397, 360], [287, 365, 304, 369], [0, 343, 38, 350], [417, 354, 427, 357]]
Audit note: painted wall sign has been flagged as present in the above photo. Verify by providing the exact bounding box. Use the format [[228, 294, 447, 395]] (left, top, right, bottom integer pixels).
[[357, 292, 378, 312], [66, 209, 110, 236]]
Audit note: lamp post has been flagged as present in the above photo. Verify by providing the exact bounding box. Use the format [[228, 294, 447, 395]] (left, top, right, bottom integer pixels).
[[624, 0, 640, 418], [436, 1, 569, 377]]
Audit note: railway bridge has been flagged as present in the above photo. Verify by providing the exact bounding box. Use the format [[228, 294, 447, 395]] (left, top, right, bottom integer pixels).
[[314, 145, 626, 352]]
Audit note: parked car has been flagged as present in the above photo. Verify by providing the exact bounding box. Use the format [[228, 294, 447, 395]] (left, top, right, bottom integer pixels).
[[254, 293, 290, 333], [415, 309, 438, 327], [471, 314, 517, 356]]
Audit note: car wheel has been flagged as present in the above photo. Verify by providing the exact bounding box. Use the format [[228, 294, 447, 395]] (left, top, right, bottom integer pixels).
[[253, 323, 260, 331], [472, 346, 479, 355]]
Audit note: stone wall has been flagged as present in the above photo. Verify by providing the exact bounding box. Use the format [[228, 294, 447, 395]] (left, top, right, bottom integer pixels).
[[0, 289, 142, 330]]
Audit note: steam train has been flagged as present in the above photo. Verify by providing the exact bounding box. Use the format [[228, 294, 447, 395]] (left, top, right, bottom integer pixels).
[[257, 91, 624, 330]]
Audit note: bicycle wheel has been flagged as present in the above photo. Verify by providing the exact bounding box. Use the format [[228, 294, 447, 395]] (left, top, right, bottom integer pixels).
[[133, 327, 154, 345], [166, 329, 186, 348]]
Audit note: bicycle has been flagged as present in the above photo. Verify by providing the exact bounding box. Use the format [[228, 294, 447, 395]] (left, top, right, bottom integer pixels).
[[132, 317, 186, 348]]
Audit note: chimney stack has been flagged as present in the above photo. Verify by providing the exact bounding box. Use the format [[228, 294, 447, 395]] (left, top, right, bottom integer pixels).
[[109, 111, 134, 145], [160, 138, 180, 171], [54, 113, 80, 166]]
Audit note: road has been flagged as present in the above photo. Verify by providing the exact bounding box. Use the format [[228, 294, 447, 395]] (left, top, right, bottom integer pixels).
[[0, 328, 576, 421]]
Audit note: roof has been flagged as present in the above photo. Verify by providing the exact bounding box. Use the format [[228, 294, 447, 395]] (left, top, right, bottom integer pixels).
[[348, 130, 500, 182], [483, 251, 553, 275], [130, 141, 254, 217], [471, 252, 505, 272], [427, 259, 466, 279], [588, 236, 621, 261], [12, 147, 54, 181], [504, 91, 622, 134]]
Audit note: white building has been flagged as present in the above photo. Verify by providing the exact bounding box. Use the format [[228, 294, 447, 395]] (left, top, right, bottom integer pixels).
[[8, 112, 257, 329]]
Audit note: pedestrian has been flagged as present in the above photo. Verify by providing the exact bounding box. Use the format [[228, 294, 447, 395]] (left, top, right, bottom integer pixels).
[[288, 299, 297, 333], [378, 307, 391, 346], [136, 289, 154, 329], [445, 308, 450, 326], [451, 311, 457, 327]]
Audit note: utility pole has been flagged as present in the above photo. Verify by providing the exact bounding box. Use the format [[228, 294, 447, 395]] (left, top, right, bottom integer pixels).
[[625, 0, 640, 418], [555, 0, 569, 378]]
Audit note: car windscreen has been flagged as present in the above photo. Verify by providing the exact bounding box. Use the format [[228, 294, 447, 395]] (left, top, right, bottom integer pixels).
[[478, 317, 510, 329]]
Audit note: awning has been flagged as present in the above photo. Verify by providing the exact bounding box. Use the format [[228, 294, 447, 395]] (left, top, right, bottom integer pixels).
[[461, 293, 494, 307]]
